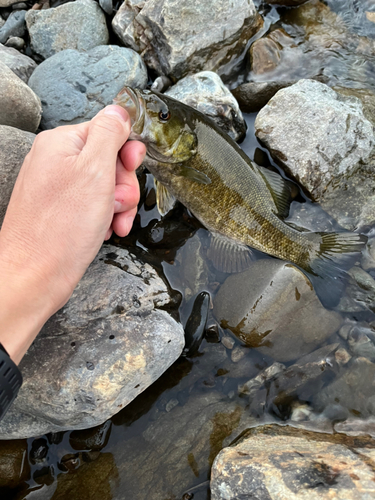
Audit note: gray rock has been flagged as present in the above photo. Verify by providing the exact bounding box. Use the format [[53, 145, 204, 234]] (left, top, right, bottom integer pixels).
[[0, 125, 35, 226], [112, 0, 145, 51], [28, 45, 148, 129], [0, 0, 22, 6], [11, 2, 27, 9], [151, 75, 172, 93], [165, 71, 246, 142], [232, 80, 298, 113], [4, 36, 24, 50], [0, 18, 5, 30], [211, 425, 375, 500], [99, 0, 112, 15], [336, 267, 375, 314], [0, 245, 185, 439], [213, 259, 342, 362], [313, 356, 375, 418], [25, 0, 109, 60], [0, 43, 37, 82], [265, 0, 309, 5], [347, 324, 375, 361], [0, 10, 26, 44], [0, 61, 42, 132], [114, 0, 263, 80]]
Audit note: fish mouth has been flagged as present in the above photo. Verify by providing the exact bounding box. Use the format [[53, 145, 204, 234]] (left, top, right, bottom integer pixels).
[[113, 87, 145, 135]]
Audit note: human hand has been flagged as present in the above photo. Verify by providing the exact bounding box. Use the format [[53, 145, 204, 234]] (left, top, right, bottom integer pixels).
[[0, 105, 146, 363]]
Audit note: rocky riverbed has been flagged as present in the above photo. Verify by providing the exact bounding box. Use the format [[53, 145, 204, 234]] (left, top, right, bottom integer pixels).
[[1, 0, 375, 499]]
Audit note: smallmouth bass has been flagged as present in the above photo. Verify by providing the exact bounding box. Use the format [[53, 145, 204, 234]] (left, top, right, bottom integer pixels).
[[114, 87, 367, 305]]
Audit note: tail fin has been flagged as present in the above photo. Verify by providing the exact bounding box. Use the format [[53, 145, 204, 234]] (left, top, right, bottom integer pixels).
[[299, 231, 368, 308]]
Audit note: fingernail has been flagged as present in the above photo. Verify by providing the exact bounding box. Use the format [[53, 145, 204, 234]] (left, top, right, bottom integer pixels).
[[114, 201, 122, 213], [104, 105, 128, 121]]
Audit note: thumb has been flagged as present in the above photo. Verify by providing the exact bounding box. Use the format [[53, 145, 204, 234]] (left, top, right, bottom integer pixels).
[[83, 105, 131, 163]]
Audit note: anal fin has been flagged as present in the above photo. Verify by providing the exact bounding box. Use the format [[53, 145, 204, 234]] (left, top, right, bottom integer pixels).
[[207, 232, 253, 273]]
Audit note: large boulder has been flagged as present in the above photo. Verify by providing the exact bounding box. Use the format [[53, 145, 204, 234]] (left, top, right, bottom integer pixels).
[[255, 79, 375, 230], [0, 43, 37, 82], [213, 259, 342, 362], [28, 45, 148, 129], [0, 61, 42, 132], [0, 245, 185, 439], [165, 71, 246, 142], [211, 425, 375, 500], [112, 0, 263, 80], [0, 125, 35, 227], [25, 0, 109, 60]]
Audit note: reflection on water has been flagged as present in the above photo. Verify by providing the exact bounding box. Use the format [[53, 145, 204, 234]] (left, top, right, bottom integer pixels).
[[2, 1, 375, 499]]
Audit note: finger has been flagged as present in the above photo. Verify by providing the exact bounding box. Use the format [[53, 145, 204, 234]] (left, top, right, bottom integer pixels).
[[112, 207, 137, 238], [119, 140, 146, 172], [104, 227, 113, 241], [82, 105, 131, 165], [114, 170, 140, 213]]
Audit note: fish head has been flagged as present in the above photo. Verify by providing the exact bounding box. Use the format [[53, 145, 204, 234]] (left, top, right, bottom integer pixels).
[[114, 87, 197, 164]]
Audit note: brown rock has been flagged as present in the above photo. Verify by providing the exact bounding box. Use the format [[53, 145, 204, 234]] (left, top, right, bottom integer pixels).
[[0, 439, 30, 488]]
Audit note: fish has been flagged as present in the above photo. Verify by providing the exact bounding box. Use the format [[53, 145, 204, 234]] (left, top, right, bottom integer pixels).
[[114, 87, 367, 306]]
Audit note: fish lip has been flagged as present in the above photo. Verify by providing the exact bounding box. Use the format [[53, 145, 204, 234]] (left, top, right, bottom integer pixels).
[[114, 87, 144, 134]]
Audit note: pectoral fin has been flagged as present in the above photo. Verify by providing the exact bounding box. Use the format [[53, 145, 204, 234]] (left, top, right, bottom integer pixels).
[[257, 167, 292, 218], [207, 233, 253, 273], [155, 180, 176, 216], [176, 165, 211, 185]]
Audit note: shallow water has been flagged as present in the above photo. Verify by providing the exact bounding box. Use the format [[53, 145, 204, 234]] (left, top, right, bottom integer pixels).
[[3, 1, 375, 499]]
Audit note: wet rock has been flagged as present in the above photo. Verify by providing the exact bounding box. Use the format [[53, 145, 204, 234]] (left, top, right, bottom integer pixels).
[[255, 79, 375, 230], [25, 0, 109, 60], [335, 417, 375, 438], [165, 71, 246, 142], [0, 10, 26, 44], [0, 245, 184, 439], [250, 28, 295, 75], [28, 45, 148, 129], [346, 324, 375, 361], [114, 0, 263, 80], [4, 35, 24, 50], [69, 420, 112, 451], [112, 0, 145, 51], [0, 125, 35, 226], [110, 390, 257, 499], [337, 267, 375, 314], [0, 43, 36, 82], [0, 61, 42, 132], [239, 362, 285, 398], [151, 75, 172, 93], [313, 356, 375, 419], [213, 259, 342, 362], [211, 425, 375, 500], [232, 80, 297, 113], [0, 440, 30, 488]]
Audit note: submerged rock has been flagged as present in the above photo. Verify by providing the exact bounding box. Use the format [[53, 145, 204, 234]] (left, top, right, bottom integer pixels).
[[25, 0, 109, 60], [113, 0, 263, 80], [28, 45, 148, 129], [211, 425, 375, 500], [0, 440, 30, 489], [255, 79, 375, 230], [213, 259, 342, 362], [0, 246, 184, 439], [0, 43, 37, 82], [232, 80, 297, 113], [0, 61, 42, 132], [0, 125, 35, 226], [0, 10, 26, 44], [165, 71, 246, 142]]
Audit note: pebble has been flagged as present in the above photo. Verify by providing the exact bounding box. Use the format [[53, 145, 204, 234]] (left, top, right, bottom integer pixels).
[[0, 10, 26, 44], [221, 336, 235, 350], [4, 35, 24, 49]]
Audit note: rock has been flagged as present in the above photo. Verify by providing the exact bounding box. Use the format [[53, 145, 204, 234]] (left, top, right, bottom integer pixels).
[[0, 43, 37, 82], [0, 18, 4, 30], [4, 35, 24, 50], [151, 75, 172, 93], [211, 425, 375, 500], [0, 10, 26, 44], [0, 125, 35, 226], [0, 0, 22, 6], [99, 0, 112, 15], [313, 357, 375, 418], [0, 62, 42, 132], [0, 245, 185, 439], [336, 267, 375, 314], [0, 440, 30, 489], [213, 259, 342, 362], [12, 2, 27, 9], [250, 28, 296, 75], [112, 0, 145, 51], [265, 0, 309, 5], [165, 71, 246, 142], [347, 324, 375, 361], [114, 0, 263, 80], [255, 79, 375, 230], [28, 45, 148, 129], [232, 80, 297, 113], [25, 0, 109, 60]]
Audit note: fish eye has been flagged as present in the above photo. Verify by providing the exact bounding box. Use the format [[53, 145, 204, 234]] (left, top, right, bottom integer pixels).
[[158, 110, 171, 122]]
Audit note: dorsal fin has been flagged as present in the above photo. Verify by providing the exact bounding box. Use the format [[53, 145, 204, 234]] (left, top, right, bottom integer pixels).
[[257, 167, 292, 218]]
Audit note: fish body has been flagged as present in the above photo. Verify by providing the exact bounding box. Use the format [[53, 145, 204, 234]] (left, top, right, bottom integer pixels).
[[115, 87, 367, 302]]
